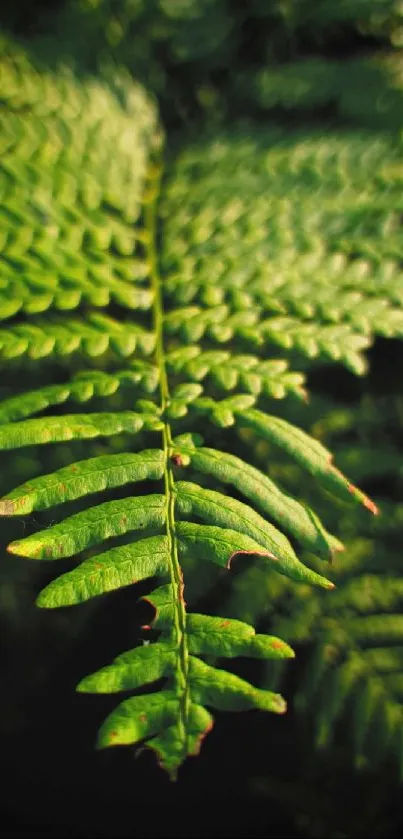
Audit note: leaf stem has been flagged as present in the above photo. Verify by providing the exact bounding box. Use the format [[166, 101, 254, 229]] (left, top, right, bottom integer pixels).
[[146, 156, 190, 773]]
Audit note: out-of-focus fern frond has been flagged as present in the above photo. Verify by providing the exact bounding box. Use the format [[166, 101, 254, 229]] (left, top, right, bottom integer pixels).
[[235, 54, 403, 131], [0, 33, 160, 325], [223, 389, 403, 777], [161, 125, 403, 375]]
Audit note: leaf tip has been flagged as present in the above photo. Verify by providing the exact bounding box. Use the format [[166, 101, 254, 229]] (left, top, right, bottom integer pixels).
[[363, 496, 379, 516], [76, 675, 93, 693], [272, 695, 287, 715], [97, 729, 119, 749], [333, 541, 345, 553], [331, 466, 379, 515], [35, 589, 55, 608], [0, 500, 16, 516], [7, 539, 42, 558], [6, 541, 19, 555], [272, 639, 295, 658]]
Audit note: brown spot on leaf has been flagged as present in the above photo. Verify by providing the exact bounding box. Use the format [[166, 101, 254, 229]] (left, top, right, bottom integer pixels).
[[271, 640, 286, 650], [219, 620, 231, 628], [119, 516, 128, 527], [170, 453, 183, 467], [139, 714, 147, 723], [59, 483, 67, 492]]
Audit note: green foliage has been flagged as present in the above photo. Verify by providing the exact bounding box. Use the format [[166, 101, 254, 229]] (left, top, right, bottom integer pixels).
[[277, 535, 403, 778], [0, 33, 159, 328], [275, 0, 403, 45], [236, 54, 403, 131], [0, 37, 381, 780], [44, 2, 403, 87], [222, 390, 403, 779], [9, 0, 403, 142], [161, 126, 403, 375], [0, 316, 156, 361]]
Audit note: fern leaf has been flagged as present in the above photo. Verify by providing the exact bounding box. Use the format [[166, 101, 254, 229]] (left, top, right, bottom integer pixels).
[[189, 656, 286, 713], [186, 614, 294, 660], [174, 438, 344, 557], [36, 536, 170, 607], [176, 520, 277, 568], [0, 315, 155, 361], [0, 411, 163, 449], [8, 494, 167, 559], [0, 366, 159, 424], [175, 482, 333, 589], [167, 347, 307, 400], [236, 409, 379, 513], [96, 691, 179, 747], [0, 449, 165, 514], [77, 619, 293, 694], [0, 40, 379, 779], [77, 642, 175, 693]]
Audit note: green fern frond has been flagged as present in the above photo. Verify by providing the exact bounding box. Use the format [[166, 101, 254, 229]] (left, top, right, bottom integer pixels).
[[161, 126, 403, 374], [0, 40, 380, 779], [0, 34, 160, 324]]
